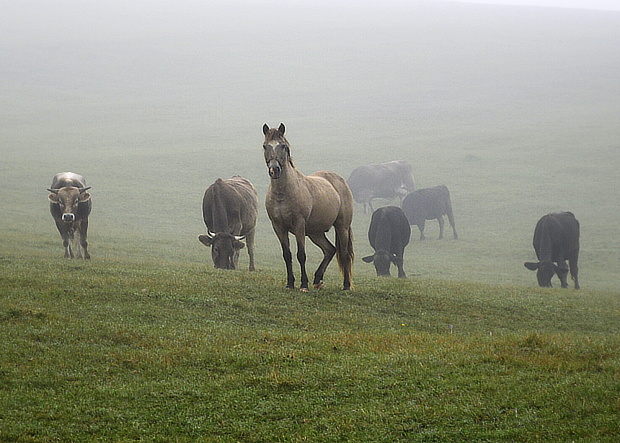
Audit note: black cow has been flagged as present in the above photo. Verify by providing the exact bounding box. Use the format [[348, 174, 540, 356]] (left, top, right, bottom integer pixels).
[[47, 172, 92, 259], [362, 206, 411, 278], [524, 212, 580, 289], [347, 160, 415, 214], [401, 185, 457, 240], [198, 176, 258, 270]]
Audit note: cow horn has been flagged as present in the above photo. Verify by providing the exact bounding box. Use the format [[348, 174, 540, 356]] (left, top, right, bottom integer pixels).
[[47, 188, 59, 194], [79, 187, 92, 193], [206, 230, 216, 239], [234, 235, 246, 241]]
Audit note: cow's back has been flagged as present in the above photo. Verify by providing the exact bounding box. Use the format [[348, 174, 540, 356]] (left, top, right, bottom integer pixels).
[[369, 206, 411, 252], [347, 160, 414, 201], [534, 212, 579, 262], [203, 176, 258, 235], [402, 185, 450, 222], [50, 172, 87, 189]]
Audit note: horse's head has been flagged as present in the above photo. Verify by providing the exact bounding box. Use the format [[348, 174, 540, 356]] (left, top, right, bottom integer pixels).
[[263, 123, 291, 179]]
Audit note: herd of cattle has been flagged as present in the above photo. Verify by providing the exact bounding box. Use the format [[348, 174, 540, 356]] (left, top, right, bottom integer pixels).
[[47, 124, 580, 290]]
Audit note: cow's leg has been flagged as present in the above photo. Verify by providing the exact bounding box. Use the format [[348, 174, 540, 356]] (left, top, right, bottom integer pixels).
[[557, 259, 569, 288], [437, 215, 445, 239], [245, 229, 256, 271], [396, 247, 407, 278], [308, 232, 336, 289], [74, 220, 84, 259], [66, 229, 75, 258], [418, 220, 426, 240], [59, 222, 75, 258], [446, 208, 458, 239], [272, 225, 295, 289], [79, 220, 90, 259], [81, 219, 90, 259], [569, 257, 580, 290]]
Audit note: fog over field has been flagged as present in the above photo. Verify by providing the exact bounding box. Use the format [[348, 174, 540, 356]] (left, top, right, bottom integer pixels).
[[1, 0, 619, 291]]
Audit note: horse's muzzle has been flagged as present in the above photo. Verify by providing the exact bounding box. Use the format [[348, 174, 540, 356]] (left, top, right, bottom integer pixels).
[[268, 162, 282, 179]]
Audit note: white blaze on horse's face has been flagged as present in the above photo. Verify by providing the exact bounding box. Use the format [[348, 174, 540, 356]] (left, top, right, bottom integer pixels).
[[263, 142, 289, 179]]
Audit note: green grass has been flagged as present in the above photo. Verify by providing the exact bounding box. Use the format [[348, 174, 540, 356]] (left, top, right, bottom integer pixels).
[[1, 254, 619, 441]]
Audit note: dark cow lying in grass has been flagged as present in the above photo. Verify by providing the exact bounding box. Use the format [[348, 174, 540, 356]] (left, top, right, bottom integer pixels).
[[48, 172, 92, 259], [401, 185, 457, 240], [524, 211, 580, 289], [362, 206, 411, 278], [198, 176, 258, 270]]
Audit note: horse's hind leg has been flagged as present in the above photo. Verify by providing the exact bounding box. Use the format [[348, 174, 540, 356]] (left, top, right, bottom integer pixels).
[[308, 232, 336, 289], [335, 226, 354, 290]]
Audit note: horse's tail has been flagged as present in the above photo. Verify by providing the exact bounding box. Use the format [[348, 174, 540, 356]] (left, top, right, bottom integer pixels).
[[336, 226, 354, 290]]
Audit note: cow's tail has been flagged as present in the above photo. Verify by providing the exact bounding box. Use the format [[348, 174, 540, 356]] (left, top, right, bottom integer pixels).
[[336, 226, 354, 290]]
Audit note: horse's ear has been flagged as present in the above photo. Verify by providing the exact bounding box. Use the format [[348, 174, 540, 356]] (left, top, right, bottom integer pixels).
[[262, 123, 270, 135], [278, 123, 285, 135]]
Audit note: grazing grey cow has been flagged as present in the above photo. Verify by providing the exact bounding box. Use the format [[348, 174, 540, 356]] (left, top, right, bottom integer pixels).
[[198, 176, 258, 270], [524, 211, 580, 289], [48, 172, 92, 259], [401, 185, 458, 240], [347, 160, 415, 214], [362, 206, 411, 278]]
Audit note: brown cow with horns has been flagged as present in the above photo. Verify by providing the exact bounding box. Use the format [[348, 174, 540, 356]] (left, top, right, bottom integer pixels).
[[48, 172, 92, 259], [198, 176, 258, 270]]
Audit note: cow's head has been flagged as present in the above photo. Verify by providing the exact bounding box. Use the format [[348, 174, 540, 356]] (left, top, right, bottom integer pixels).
[[48, 186, 91, 222], [524, 261, 568, 287], [362, 251, 401, 277], [198, 231, 246, 270]]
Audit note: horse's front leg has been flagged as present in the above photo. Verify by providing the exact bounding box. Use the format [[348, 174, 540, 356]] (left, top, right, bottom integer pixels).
[[274, 227, 295, 289], [294, 232, 309, 291]]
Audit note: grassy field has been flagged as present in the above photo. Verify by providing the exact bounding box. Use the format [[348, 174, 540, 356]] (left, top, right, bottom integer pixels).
[[1, 0, 619, 440], [1, 254, 619, 441]]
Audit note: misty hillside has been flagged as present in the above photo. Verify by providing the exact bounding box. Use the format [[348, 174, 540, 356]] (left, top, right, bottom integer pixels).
[[1, 1, 618, 290]]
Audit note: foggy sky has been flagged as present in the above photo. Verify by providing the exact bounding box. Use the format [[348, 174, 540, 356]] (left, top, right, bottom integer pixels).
[[441, 0, 620, 10]]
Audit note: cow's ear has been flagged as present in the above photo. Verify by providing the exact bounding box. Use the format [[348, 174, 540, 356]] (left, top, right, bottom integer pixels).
[[362, 255, 375, 263], [524, 262, 539, 271], [48, 193, 60, 203], [198, 235, 213, 247], [233, 240, 246, 251], [78, 192, 91, 203]]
